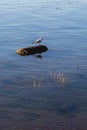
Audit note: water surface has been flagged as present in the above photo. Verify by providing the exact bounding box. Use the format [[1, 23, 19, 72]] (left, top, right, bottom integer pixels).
[[0, 0, 87, 129]]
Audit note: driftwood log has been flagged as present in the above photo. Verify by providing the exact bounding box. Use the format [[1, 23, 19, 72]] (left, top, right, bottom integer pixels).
[[16, 45, 48, 56]]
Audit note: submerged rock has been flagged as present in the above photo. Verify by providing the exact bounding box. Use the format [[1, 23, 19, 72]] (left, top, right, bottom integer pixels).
[[16, 45, 48, 56]]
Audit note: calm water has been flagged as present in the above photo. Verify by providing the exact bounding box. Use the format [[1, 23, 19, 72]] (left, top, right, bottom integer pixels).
[[0, 0, 87, 129]]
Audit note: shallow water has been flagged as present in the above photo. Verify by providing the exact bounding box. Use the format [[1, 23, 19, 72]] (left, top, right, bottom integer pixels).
[[0, 0, 87, 129]]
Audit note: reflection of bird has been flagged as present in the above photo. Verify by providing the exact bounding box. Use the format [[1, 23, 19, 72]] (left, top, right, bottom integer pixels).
[[32, 37, 43, 44]]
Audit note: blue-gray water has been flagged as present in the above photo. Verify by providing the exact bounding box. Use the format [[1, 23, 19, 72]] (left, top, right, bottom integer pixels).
[[0, 0, 87, 129]]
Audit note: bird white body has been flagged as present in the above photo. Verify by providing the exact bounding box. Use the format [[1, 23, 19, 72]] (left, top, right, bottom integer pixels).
[[32, 37, 43, 44]]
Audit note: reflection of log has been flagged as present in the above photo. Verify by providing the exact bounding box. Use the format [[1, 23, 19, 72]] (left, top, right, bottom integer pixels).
[[16, 45, 48, 56]]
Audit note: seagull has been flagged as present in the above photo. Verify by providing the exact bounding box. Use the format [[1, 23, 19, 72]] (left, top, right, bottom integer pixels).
[[32, 37, 43, 44]]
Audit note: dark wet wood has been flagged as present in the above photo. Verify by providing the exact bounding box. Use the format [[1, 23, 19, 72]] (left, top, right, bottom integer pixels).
[[16, 45, 48, 56]]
